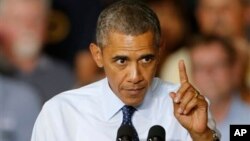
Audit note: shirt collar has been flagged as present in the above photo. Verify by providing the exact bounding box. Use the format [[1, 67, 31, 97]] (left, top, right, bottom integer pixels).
[[102, 78, 124, 121], [136, 78, 159, 120]]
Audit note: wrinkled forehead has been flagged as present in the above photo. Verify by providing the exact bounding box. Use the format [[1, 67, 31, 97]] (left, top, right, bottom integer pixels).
[[105, 31, 155, 48]]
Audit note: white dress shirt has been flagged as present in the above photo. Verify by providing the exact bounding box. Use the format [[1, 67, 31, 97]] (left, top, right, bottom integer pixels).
[[31, 77, 218, 141]]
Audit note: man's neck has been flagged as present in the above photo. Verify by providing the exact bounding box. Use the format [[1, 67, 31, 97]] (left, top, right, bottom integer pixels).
[[210, 96, 232, 123], [14, 56, 39, 74]]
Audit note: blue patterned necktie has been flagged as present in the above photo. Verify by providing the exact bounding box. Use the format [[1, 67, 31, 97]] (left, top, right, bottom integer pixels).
[[121, 105, 139, 141]]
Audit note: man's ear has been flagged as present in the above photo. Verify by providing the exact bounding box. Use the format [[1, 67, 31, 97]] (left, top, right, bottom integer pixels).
[[89, 43, 104, 68]]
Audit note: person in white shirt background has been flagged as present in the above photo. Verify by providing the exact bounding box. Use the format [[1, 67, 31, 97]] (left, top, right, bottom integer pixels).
[[188, 35, 250, 141], [31, 0, 220, 140], [195, 0, 250, 104]]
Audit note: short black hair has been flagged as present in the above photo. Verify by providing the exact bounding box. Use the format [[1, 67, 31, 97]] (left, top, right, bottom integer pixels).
[[96, 0, 161, 48]]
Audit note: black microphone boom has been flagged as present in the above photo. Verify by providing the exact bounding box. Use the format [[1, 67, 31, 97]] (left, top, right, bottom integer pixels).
[[147, 125, 166, 141], [116, 125, 134, 141]]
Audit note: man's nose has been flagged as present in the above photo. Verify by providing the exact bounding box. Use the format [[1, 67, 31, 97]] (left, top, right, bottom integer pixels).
[[127, 63, 143, 84]]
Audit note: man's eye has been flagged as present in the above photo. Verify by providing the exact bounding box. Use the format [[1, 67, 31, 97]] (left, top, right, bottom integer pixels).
[[141, 57, 152, 64], [116, 59, 127, 65]]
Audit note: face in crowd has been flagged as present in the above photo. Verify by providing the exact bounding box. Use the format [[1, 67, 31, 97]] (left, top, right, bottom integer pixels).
[[190, 39, 235, 103], [196, 0, 246, 38], [0, 0, 47, 61]]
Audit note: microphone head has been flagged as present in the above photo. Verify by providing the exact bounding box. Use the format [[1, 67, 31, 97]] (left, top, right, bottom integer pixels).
[[117, 125, 134, 141], [147, 125, 166, 141]]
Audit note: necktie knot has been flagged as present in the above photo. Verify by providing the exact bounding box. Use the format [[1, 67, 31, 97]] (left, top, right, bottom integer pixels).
[[122, 106, 136, 126]]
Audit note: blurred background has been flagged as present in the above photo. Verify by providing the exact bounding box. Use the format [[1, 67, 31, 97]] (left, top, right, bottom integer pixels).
[[0, 0, 249, 141]]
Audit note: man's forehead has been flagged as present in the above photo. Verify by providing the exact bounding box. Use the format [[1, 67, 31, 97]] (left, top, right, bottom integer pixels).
[[98, 30, 159, 59], [106, 31, 154, 46], [105, 45, 156, 52]]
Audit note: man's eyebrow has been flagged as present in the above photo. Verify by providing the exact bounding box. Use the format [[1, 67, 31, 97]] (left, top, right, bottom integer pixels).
[[112, 55, 129, 60], [138, 54, 155, 60]]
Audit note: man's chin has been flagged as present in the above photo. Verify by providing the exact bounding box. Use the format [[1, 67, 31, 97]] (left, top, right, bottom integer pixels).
[[119, 88, 147, 106], [122, 96, 145, 107]]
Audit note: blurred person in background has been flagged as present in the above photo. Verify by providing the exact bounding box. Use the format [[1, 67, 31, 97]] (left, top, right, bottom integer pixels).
[[247, 0, 250, 40], [148, 0, 188, 57], [195, 0, 250, 104], [147, 0, 192, 84], [246, 0, 250, 90], [195, 0, 247, 39], [195, 0, 250, 61], [0, 0, 74, 103], [0, 75, 41, 141], [74, 49, 105, 87], [189, 35, 250, 141], [0, 38, 41, 141]]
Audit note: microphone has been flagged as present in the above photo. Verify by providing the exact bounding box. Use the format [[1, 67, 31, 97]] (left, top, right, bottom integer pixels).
[[147, 125, 166, 141], [116, 125, 134, 141]]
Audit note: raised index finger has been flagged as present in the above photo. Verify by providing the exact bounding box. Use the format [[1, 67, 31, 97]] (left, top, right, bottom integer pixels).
[[179, 60, 189, 84]]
